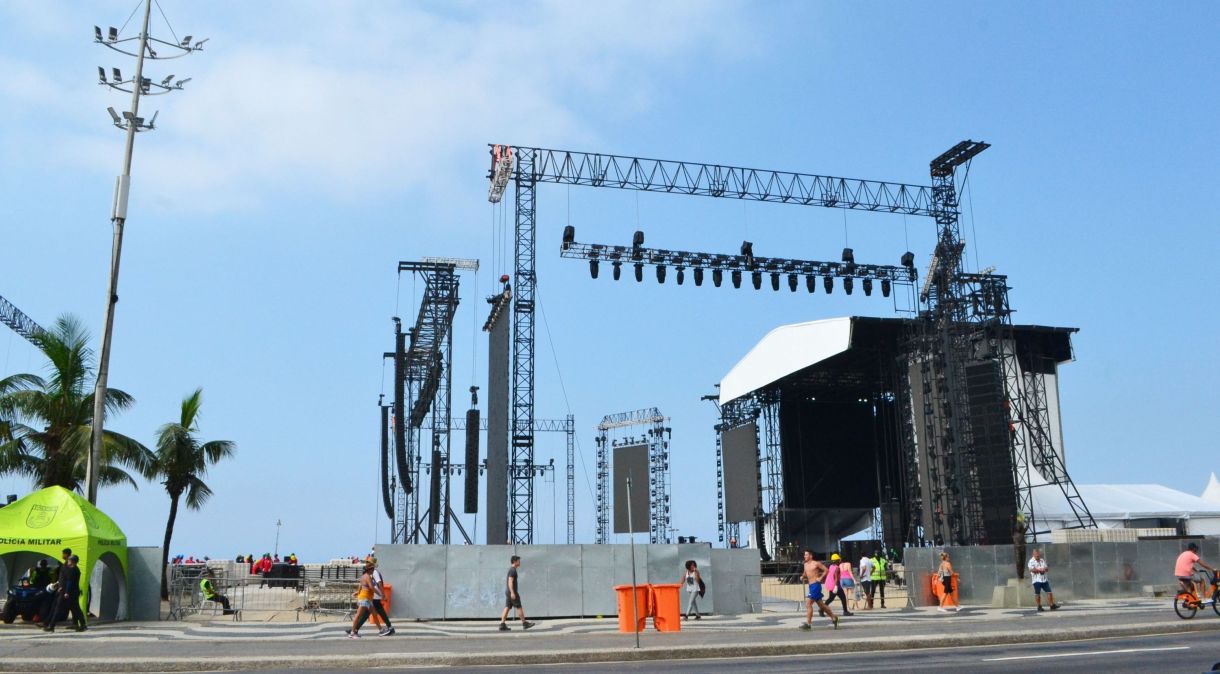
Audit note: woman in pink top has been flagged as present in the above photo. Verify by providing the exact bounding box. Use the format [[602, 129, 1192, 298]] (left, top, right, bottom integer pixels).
[[824, 553, 853, 616]]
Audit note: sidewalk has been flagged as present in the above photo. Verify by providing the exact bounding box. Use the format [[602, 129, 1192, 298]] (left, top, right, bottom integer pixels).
[[0, 598, 1217, 671]]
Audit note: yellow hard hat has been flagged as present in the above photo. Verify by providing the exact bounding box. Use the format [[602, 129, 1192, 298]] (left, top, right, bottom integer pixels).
[[830, 553, 841, 561]]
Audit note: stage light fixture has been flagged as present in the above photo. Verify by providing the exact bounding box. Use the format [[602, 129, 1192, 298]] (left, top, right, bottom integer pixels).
[[714, 268, 724, 287], [676, 267, 685, 285], [656, 265, 666, 283], [751, 271, 762, 290], [862, 278, 873, 296], [632, 230, 645, 259], [806, 274, 816, 293], [841, 247, 855, 264], [770, 272, 780, 291], [823, 276, 834, 294], [788, 273, 798, 292], [844, 277, 854, 295], [612, 261, 622, 280], [901, 251, 915, 268], [731, 270, 741, 288], [634, 263, 643, 282], [741, 241, 755, 269], [693, 267, 704, 286], [589, 259, 599, 279], [562, 225, 575, 248], [881, 279, 891, 297]]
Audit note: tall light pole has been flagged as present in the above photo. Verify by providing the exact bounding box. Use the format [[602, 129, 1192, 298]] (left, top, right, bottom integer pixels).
[[87, 2, 205, 503], [274, 519, 283, 557]]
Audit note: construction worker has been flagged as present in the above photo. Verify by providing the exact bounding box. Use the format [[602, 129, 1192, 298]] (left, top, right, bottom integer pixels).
[[870, 550, 888, 608]]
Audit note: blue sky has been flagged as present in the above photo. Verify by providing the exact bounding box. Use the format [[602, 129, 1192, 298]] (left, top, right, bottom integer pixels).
[[2, 1, 1218, 561]]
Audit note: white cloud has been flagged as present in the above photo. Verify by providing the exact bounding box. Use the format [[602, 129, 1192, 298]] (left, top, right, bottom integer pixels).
[[2, 1, 758, 213]]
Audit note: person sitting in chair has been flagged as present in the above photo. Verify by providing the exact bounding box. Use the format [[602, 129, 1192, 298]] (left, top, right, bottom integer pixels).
[[200, 569, 235, 615]]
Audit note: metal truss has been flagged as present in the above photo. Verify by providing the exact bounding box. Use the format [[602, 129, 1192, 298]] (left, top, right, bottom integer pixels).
[[760, 394, 784, 554], [566, 413, 576, 544], [388, 262, 462, 544], [595, 408, 672, 544], [510, 150, 538, 545], [0, 294, 46, 347], [972, 275, 1095, 539], [494, 146, 936, 215]]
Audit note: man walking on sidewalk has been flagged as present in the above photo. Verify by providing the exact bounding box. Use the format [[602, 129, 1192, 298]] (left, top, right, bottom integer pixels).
[[798, 550, 838, 630], [498, 555, 535, 631], [367, 558, 395, 636], [43, 554, 86, 632], [1027, 549, 1060, 612], [858, 552, 874, 609]]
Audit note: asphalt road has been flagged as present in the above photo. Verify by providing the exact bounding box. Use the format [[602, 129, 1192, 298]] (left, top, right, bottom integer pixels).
[[271, 631, 1220, 673]]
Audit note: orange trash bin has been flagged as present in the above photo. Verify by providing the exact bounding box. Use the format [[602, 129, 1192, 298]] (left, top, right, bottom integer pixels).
[[613, 584, 649, 633], [649, 584, 682, 632], [929, 573, 959, 605], [371, 583, 393, 626]]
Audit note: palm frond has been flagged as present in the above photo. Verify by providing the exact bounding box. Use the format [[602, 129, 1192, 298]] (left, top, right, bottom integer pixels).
[[183, 474, 213, 510]]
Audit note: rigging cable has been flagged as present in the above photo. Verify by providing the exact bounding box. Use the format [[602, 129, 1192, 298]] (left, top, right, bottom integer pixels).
[[152, 0, 180, 45], [536, 288, 597, 506]]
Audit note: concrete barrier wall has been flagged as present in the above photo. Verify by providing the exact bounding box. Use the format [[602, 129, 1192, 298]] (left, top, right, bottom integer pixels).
[[126, 546, 163, 621], [375, 544, 760, 620], [904, 536, 1219, 605]]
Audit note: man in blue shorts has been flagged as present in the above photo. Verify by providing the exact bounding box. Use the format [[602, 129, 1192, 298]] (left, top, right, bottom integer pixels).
[[1027, 549, 1060, 612], [798, 549, 838, 630]]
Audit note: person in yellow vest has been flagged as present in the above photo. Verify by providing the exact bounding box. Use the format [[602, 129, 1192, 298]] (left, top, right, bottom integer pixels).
[[200, 569, 234, 615], [870, 551, 888, 609]]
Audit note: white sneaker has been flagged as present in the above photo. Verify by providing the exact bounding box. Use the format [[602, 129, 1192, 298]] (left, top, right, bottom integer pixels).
[[954, 606, 961, 612], [937, 607, 950, 612]]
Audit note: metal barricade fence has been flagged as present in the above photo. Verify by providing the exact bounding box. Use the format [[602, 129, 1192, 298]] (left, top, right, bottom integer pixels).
[[167, 564, 363, 621], [758, 561, 909, 612]]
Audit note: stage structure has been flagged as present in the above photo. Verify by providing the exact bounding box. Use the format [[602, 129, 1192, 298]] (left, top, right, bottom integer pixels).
[[594, 408, 672, 544], [717, 316, 1086, 556], [381, 259, 474, 545], [487, 143, 934, 542], [488, 141, 1094, 548]]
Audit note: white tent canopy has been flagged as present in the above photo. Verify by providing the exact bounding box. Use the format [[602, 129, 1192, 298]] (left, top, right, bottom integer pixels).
[[1202, 472, 1220, 504], [1034, 482, 1220, 535]]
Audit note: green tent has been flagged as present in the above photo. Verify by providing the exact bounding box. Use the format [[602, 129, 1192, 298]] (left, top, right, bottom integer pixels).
[[0, 486, 127, 617]]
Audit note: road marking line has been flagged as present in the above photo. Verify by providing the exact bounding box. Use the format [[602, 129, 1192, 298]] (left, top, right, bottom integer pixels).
[[982, 646, 1189, 661]]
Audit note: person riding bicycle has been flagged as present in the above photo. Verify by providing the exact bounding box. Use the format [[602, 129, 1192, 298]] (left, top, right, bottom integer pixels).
[[1174, 542, 1215, 601]]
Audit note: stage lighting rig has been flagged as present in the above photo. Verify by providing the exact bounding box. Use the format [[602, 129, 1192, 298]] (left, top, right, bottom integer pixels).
[[560, 233, 917, 300]]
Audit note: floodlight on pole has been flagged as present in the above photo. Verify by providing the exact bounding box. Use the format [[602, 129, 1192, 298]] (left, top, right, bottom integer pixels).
[[86, 0, 203, 505]]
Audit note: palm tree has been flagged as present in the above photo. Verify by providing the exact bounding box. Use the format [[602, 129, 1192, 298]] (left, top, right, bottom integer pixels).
[[150, 388, 235, 599], [0, 315, 153, 490]]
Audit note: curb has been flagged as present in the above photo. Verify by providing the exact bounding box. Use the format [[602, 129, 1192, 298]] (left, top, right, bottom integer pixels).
[[2, 620, 1218, 671]]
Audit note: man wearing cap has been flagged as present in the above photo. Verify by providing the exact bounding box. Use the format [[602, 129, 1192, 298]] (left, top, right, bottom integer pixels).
[[43, 555, 86, 632], [200, 569, 235, 616]]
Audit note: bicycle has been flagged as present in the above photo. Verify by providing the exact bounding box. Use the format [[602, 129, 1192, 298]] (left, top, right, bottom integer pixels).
[[1174, 572, 1220, 619]]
